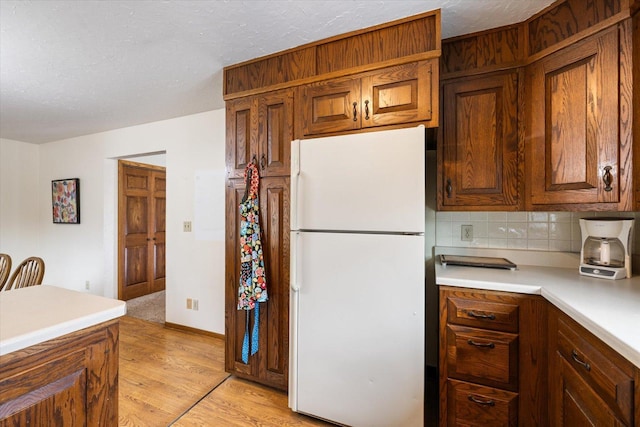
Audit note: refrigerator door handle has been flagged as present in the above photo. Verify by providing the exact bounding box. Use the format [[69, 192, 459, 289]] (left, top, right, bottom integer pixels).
[[290, 231, 300, 292], [290, 139, 300, 231]]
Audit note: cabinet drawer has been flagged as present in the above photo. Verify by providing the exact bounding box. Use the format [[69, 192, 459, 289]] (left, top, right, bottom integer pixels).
[[446, 325, 518, 391], [446, 379, 518, 427], [556, 317, 634, 425], [447, 296, 519, 332]]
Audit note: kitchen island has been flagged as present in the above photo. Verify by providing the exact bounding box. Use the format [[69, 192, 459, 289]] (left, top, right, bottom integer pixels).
[[0, 285, 126, 426]]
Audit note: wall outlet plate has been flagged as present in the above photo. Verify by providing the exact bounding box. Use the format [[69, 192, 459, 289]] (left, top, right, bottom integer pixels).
[[183, 221, 192, 232], [461, 225, 473, 241]]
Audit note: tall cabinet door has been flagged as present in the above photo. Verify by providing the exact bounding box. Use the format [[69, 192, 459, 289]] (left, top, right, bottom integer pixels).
[[526, 27, 619, 208], [224, 177, 290, 390], [440, 71, 520, 210]]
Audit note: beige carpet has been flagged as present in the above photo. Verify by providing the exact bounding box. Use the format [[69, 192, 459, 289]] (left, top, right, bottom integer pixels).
[[126, 290, 165, 323]]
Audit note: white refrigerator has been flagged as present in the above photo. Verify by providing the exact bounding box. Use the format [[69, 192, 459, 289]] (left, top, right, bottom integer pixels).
[[289, 126, 425, 427]]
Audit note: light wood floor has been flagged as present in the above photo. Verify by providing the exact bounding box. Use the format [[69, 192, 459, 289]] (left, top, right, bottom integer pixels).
[[119, 316, 331, 426]]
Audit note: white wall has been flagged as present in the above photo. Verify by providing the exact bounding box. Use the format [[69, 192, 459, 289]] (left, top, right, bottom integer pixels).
[[1, 109, 227, 334], [0, 138, 41, 264]]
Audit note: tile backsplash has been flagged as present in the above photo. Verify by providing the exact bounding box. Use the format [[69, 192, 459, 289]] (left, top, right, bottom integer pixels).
[[435, 211, 640, 254]]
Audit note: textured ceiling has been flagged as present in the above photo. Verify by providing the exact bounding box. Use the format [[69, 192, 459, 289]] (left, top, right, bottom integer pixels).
[[0, 0, 554, 144]]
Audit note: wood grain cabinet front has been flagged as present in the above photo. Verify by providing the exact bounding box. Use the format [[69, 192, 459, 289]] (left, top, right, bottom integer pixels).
[[224, 177, 290, 391], [298, 60, 438, 137], [226, 89, 293, 179], [525, 25, 625, 210], [0, 321, 119, 426], [439, 70, 521, 211], [548, 304, 639, 426], [439, 286, 547, 427]]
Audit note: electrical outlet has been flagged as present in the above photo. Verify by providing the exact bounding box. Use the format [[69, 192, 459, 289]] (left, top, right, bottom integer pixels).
[[183, 221, 192, 232], [193, 299, 199, 311], [461, 225, 473, 241], [85, 280, 90, 290], [186, 298, 193, 309]]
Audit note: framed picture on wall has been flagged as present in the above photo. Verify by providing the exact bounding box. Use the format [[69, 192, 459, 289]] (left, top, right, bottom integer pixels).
[[52, 178, 80, 224]]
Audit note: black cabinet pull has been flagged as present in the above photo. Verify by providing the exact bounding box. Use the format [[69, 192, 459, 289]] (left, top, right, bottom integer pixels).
[[467, 310, 496, 320], [364, 100, 370, 120], [467, 339, 495, 349], [603, 166, 613, 192], [468, 395, 495, 406], [571, 350, 591, 371], [352, 102, 358, 121], [446, 179, 452, 198], [261, 154, 266, 170]]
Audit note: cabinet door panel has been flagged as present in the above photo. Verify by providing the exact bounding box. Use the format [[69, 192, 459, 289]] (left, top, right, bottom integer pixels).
[[527, 27, 619, 207], [362, 60, 435, 128], [258, 91, 293, 177], [224, 179, 255, 377], [441, 72, 519, 209], [226, 98, 258, 179], [300, 78, 361, 135], [257, 177, 290, 390]]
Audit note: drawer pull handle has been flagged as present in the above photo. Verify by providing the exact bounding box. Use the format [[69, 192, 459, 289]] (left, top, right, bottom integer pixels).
[[468, 395, 495, 407], [352, 102, 358, 121], [571, 350, 591, 371], [467, 339, 495, 349], [467, 311, 496, 320]]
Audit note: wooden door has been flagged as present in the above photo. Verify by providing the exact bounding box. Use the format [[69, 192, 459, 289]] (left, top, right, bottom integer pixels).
[[226, 97, 257, 179], [224, 176, 290, 391], [257, 90, 293, 177], [361, 60, 436, 128], [299, 77, 361, 136], [440, 71, 520, 210], [118, 161, 166, 301], [527, 27, 619, 208]]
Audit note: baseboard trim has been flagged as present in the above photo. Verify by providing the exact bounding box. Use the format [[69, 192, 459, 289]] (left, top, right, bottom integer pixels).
[[164, 322, 225, 340]]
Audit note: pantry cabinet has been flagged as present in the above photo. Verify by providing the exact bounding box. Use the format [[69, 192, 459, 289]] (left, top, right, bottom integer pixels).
[[548, 304, 639, 426], [224, 177, 290, 390], [298, 60, 438, 136], [226, 89, 293, 179], [439, 286, 547, 426], [526, 26, 622, 210], [439, 71, 521, 210]]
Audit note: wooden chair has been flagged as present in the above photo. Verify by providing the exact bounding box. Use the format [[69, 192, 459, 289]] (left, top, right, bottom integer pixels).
[[5, 257, 45, 290], [0, 254, 11, 291]]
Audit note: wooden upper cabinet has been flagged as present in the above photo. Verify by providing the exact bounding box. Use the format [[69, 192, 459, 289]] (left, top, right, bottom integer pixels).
[[439, 71, 520, 210], [226, 89, 293, 179], [299, 60, 437, 137], [526, 26, 620, 210]]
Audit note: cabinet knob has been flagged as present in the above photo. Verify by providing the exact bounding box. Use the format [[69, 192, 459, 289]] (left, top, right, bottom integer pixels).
[[352, 102, 358, 121], [446, 179, 452, 198], [364, 100, 370, 120], [602, 166, 613, 192]]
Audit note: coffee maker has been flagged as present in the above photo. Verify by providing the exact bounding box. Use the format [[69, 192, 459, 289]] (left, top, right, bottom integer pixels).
[[579, 217, 634, 280]]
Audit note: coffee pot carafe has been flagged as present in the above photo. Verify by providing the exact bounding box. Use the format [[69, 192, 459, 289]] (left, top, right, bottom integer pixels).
[[579, 218, 634, 280]]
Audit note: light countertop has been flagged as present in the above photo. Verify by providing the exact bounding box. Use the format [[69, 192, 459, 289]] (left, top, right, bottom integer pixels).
[[0, 285, 127, 356], [435, 247, 640, 368]]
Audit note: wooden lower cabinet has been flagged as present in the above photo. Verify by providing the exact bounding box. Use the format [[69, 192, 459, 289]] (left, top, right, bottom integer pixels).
[[0, 320, 119, 426], [225, 176, 290, 390], [439, 286, 547, 426], [548, 304, 639, 426]]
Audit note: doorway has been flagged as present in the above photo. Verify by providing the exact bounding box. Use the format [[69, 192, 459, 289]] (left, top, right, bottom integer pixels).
[[118, 160, 166, 301]]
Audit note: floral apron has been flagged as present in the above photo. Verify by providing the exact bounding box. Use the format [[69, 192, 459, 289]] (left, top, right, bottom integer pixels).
[[237, 161, 268, 363]]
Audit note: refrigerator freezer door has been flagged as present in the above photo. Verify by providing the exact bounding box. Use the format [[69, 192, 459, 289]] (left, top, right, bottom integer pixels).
[[290, 231, 424, 427], [291, 125, 425, 233]]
